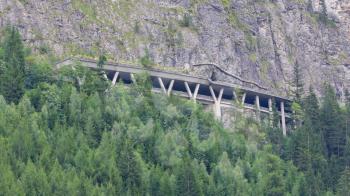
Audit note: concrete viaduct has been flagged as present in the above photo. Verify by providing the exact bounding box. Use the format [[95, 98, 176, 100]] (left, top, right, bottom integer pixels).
[[56, 58, 293, 136]]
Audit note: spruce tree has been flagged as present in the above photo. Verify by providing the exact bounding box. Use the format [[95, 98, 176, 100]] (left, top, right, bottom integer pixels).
[[303, 87, 320, 128], [321, 84, 346, 190], [321, 84, 345, 158], [344, 90, 350, 167], [292, 60, 304, 103], [303, 87, 325, 163], [0, 27, 26, 104], [0, 47, 4, 76], [290, 60, 303, 130], [336, 167, 350, 195], [175, 155, 202, 196]]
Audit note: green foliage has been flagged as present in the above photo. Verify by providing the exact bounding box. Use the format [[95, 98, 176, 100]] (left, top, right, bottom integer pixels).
[[292, 60, 304, 103], [336, 167, 350, 195], [280, 84, 350, 193], [25, 55, 54, 89], [1, 25, 349, 195], [38, 44, 51, 54], [321, 84, 345, 159], [164, 22, 184, 51], [221, 0, 231, 9], [0, 54, 306, 195], [140, 49, 153, 68], [0, 26, 26, 104], [97, 54, 107, 68], [71, 0, 97, 21]]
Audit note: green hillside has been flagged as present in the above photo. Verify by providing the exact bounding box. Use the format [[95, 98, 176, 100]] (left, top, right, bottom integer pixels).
[[0, 27, 350, 195]]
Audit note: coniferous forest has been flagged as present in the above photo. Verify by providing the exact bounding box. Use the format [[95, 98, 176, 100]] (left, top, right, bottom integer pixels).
[[1, 27, 350, 195]]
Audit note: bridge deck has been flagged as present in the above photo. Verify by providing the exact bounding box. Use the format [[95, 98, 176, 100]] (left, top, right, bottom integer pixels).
[[56, 58, 293, 135]]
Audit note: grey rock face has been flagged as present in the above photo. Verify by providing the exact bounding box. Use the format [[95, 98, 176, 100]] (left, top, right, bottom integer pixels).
[[0, 0, 349, 98]]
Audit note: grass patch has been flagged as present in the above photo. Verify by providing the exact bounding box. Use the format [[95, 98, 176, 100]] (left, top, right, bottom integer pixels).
[[140, 49, 154, 68], [245, 34, 257, 52], [72, 0, 97, 21], [307, 12, 337, 28], [249, 53, 257, 63], [228, 11, 248, 31], [221, 0, 231, 9]]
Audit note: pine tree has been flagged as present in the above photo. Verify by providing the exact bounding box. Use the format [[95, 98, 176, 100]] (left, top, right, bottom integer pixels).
[[149, 166, 163, 196], [320, 84, 346, 190], [289, 60, 304, 135], [212, 152, 236, 195], [321, 84, 345, 158], [336, 167, 350, 195], [117, 136, 143, 194], [292, 60, 304, 103], [303, 87, 320, 130], [0, 48, 4, 76], [159, 172, 176, 196], [344, 90, 350, 167], [0, 27, 26, 103], [20, 161, 50, 196], [175, 156, 202, 196]]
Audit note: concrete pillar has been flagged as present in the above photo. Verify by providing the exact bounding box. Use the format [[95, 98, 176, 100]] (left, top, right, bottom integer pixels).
[[184, 82, 192, 98], [130, 73, 136, 83], [268, 98, 273, 126], [281, 101, 287, 136], [255, 95, 260, 122], [193, 84, 200, 101], [241, 93, 246, 105], [112, 72, 119, 86], [167, 80, 175, 96], [184, 82, 200, 102], [157, 77, 174, 96], [209, 86, 223, 120], [158, 77, 167, 94], [232, 89, 237, 101]]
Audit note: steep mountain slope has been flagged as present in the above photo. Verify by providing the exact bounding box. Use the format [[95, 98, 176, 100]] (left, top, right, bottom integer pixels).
[[0, 0, 349, 97]]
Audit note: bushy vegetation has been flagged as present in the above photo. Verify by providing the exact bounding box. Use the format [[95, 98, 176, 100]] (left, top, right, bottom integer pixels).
[[0, 27, 349, 195], [263, 60, 350, 195], [140, 49, 154, 68]]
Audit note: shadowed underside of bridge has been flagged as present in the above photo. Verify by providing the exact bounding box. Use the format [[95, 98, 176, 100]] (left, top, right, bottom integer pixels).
[[56, 58, 293, 135]]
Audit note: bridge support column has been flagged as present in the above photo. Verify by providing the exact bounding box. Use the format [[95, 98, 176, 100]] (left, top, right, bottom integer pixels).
[[112, 72, 119, 86], [255, 95, 260, 122], [184, 82, 200, 102], [241, 93, 246, 105], [281, 101, 287, 136], [130, 73, 136, 84], [158, 77, 174, 96], [209, 86, 224, 120], [232, 89, 237, 102], [167, 80, 174, 96], [268, 98, 273, 126]]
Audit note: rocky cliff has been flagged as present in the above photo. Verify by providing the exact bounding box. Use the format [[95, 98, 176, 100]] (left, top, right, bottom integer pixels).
[[0, 0, 349, 98]]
